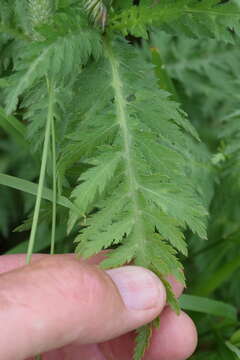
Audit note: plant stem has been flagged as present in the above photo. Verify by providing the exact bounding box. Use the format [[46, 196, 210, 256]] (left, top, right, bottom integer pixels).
[[50, 109, 57, 255], [26, 80, 54, 264]]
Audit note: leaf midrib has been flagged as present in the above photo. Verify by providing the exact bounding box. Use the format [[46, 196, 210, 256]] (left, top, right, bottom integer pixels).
[[106, 42, 147, 254]]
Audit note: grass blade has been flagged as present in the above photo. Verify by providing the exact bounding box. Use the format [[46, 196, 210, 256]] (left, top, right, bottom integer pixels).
[[26, 80, 54, 264], [192, 255, 240, 296], [0, 173, 75, 211], [179, 295, 237, 321], [50, 103, 57, 255], [225, 341, 240, 358], [0, 106, 27, 147]]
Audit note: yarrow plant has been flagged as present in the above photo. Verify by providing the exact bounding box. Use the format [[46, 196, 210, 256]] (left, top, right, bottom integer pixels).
[[1, 0, 240, 359]]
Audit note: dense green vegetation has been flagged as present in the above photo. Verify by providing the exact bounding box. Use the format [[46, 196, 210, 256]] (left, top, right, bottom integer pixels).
[[1, 0, 240, 358]]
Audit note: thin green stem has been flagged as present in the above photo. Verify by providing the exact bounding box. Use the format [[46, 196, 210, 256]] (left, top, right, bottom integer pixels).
[[50, 114, 57, 255], [26, 80, 54, 264]]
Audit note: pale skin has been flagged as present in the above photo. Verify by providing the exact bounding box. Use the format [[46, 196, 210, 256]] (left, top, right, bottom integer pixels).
[[0, 253, 197, 360]]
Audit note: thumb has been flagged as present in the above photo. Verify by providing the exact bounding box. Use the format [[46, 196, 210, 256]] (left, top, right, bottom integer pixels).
[[0, 255, 166, 359]]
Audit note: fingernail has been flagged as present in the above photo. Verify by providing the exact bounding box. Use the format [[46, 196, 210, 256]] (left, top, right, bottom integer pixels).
[[106, 266, 166, 311]]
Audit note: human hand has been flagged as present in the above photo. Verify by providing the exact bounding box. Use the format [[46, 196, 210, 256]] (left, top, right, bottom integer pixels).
[[0, 254, 197, 360]]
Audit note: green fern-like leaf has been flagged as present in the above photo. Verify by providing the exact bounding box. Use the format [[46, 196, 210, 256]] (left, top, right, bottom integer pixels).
[[71, 149, 121, 215], [110, 0, 240, 41], [151, 31, 240, 119], [134, 325, 152, 360], [69, 39, 208, 306], [28, 0, 53, 27], [3, 7, 102, 115], [211, 111, 240, 242]]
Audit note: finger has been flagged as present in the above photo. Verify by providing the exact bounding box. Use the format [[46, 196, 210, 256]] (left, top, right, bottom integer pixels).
[[145, 308, 197, 360], [0, 254, 184, 298], [0, 253, 107, 274], [0, 253, 45, 273], [32, 308, 196, 360], [100, 307, 197, 360], [165, 274, 184, 298], [28, 344, 106, 360], [0, 255, 166, 359]]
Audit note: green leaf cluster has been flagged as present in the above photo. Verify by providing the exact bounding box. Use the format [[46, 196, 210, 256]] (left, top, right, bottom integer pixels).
[[1, 0, 240, 359], [110, 0, 240, 40]]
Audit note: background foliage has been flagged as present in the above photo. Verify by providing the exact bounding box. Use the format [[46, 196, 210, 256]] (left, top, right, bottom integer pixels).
[[1, 0, 240, 359]]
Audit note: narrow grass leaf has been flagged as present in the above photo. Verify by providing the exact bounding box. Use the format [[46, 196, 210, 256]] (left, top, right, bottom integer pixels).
[[192, 255, 240, 296], [225, 341, 240, 358], [179, 295, 237, 321], [0, 173, 75, 211]]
